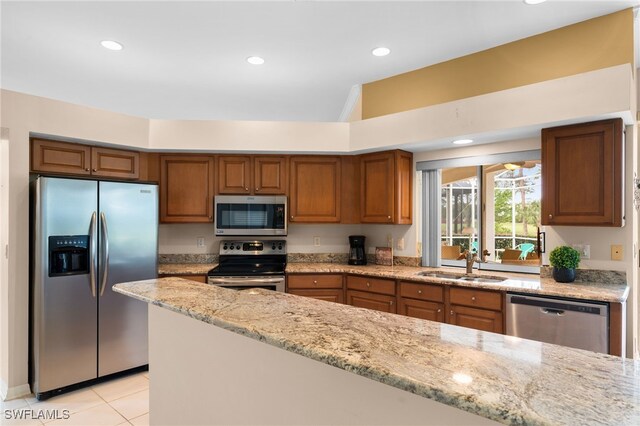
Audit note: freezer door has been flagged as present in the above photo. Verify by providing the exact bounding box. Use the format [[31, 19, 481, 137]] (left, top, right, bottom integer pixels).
[[98, 181, 158, 376], [32, 177, 98, 394]]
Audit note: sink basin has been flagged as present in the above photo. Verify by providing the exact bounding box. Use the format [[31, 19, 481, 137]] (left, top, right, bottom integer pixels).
[[417, 272, 466, 280], [417, 271, 507, 284]]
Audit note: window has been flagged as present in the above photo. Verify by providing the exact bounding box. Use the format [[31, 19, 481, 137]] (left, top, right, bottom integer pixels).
[[419, 150, 542, 273]]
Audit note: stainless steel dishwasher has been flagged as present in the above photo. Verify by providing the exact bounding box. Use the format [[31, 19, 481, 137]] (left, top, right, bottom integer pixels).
[[506, 293, 609, 354]]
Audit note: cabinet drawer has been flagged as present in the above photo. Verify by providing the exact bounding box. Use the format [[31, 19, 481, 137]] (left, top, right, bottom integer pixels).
[[346, 275, 395, 296], [399, 281, 443, 302], [449, 287, 502, 311], [288, 289, 344, 304], [287, 274, 343, 289]]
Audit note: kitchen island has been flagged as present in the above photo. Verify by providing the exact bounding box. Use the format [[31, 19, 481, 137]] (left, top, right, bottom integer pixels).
[[114, 277, 640, 425]]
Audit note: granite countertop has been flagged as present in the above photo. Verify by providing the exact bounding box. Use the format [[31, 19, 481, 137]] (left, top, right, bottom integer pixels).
[[158, 262, 628, 303], [285, 263, 629, 303], [158, 263, 216, 275], [114, 277, 640, 426]]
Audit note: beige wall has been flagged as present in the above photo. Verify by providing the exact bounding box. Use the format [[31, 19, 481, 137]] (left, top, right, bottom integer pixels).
[[362, 9, 634, 119]]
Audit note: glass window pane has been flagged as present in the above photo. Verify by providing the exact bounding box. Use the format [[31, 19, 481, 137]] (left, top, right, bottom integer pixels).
[[440, 167, 478, 262]]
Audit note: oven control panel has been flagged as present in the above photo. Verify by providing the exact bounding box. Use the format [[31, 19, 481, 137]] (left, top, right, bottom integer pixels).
[[219, 240, 286, 255]]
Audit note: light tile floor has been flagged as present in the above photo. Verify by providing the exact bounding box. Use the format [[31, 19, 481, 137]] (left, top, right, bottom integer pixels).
[[1, 372, 149, 426]]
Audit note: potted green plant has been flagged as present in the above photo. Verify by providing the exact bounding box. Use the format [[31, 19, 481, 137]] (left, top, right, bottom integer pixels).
[[549, 245, 581, 283]]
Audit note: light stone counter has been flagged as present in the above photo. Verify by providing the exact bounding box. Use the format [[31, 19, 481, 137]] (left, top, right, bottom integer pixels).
[[114, 277, 640, 426], [285, 263, 629, 303]]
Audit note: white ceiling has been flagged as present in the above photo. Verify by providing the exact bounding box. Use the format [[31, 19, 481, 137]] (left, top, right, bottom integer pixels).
[[1, 1, 638, 123]]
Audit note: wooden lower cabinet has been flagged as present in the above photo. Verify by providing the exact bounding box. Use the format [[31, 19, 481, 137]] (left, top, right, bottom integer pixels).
[[398, 298, 444, 322], [287, 274, 344, 304], [346, 290, 396, 314], [288, 289, 344, 304], [448, 305, 503, 334]]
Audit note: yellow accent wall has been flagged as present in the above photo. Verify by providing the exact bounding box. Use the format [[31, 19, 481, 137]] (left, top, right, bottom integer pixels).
[[362, 8, 634, 119]]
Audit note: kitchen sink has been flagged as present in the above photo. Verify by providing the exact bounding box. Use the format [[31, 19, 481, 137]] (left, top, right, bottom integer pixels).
[[417, 271, 507, 284]]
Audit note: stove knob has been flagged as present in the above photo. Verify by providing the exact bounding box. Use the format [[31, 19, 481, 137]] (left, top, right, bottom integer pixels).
[[236, 245, 241, 250], [272, 244, 276, 250], [223, 245, 228, 250], [278, 244, 283, 250]]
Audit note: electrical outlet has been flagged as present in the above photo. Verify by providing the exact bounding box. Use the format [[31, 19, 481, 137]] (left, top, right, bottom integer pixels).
[[196, 237, 205, 248], [611, 244, 623, 261], [397, 238, 405, 250], [313, 236, 320, 246], [571, 244, 590, 259]]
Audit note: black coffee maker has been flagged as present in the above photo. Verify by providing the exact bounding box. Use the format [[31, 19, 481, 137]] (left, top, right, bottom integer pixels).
[[348, 235, 367, 265]]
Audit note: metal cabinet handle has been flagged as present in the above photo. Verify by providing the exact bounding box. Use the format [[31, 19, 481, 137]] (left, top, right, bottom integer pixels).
[[549, 214, 553, 219], [417, 289, 422, 294], [255, 188, 259, 191], [89, 212, 97, 297], [290, 216, 294, 220], [389, 300, 393, 305], [99, 212, 110, 296], [471, 296, 476, 301], [245, 187, 249, 191], [387, 216, 391, 220], [450, 310, 454, 315], [313, 280, 318, 284], [437, 309, 442, 313], [92, 168, 97, 172], [366, 282, 371, 287], [85, 168, 90, 172]]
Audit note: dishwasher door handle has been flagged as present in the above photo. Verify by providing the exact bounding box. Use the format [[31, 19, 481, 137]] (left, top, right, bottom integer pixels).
[[541, 308, 565, 316]]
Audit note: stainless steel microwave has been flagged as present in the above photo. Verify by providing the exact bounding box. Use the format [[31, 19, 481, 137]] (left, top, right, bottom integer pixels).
[[214, 195, 287, 236]]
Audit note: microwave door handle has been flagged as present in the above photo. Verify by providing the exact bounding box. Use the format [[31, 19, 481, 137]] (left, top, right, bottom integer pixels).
[[99, 212, 110, 296], [208, 277, 283, 284], [89, 211, 97, 298]]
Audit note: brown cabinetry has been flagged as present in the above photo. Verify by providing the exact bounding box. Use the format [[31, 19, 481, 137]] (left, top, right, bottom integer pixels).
[[287, 274, 344, 304], [289, 156, 341, 222], [398, 281, 445, 322], [360, 150, 412, 224], [160, 155, 215, 223], [31, 139, 140, 180], [217, 155, 287, 195], [345, 275, 396, 313], [447, 287, 503, 333], [541, 118, 623, 226]]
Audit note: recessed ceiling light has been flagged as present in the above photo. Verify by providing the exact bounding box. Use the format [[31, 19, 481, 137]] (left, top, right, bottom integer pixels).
[[371, 47, 391, 57], [247, 56, 265, 65], [452, 139, 473, 145], [523, 0, 547, 4], [100, 40, 123, 51]]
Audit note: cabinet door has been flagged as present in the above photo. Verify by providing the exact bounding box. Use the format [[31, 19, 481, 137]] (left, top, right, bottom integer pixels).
[[448, 305, 503, 334], [346, 290, 396, 313], [360, 150, 412, 224], [398, 298, 444, 322], [288, 289, 344, 304], [289, 156, 341, 222], [31, 139, 91, 175], [254, 156, 287, 195], [218, 156, 252, 194], [160, 155, 215, 223], [91, 147, 140, 180], [541, 118, 623, 226], [360, 152, 394, 223]]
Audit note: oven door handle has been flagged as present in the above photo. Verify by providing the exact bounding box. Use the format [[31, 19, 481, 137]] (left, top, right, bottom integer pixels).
[[208, 277, 284, 284]]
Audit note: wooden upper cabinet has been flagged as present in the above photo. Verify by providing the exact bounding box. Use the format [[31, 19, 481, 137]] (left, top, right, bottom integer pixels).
[[160, 155, 215, 223], [218, 156, 251, 194], [91, 146, 139, 179], [218, 155, 287, 195], [541, 118, 623, 227], [32, 139, 91, 175], [360, 150, 413, 224], [254, 156, 287, 195], [289, 156, 341, 222], [31, 139, 140, 180]]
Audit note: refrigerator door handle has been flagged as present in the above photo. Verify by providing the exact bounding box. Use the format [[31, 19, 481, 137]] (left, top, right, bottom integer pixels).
[[89, 211, 97, 298], [99, 212, 110, 296]]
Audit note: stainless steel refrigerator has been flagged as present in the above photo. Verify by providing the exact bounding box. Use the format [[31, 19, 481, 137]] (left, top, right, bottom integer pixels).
[[30, 176, 158, 399]]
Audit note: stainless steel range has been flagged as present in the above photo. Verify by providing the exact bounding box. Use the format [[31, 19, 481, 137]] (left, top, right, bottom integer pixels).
[[207, 240, 286, 292]]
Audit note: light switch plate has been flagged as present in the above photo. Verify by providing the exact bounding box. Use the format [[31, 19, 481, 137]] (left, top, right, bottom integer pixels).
[[196, 237, 205, 248], [611, 244, 623, 261]]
